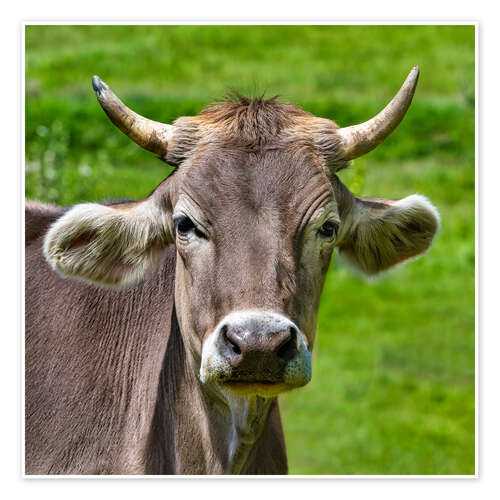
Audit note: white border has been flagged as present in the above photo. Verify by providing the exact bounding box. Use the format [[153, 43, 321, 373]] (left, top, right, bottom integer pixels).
[[19, 19, 478, 484]]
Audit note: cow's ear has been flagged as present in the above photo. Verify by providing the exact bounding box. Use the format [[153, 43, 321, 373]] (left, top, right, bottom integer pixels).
[[336, 194, 440, 275], [43, 197, 174, 287]]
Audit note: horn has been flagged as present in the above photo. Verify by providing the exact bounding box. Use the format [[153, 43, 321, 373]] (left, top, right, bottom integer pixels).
[[92, 76, 174, 158], [336, 66, 420, 160]]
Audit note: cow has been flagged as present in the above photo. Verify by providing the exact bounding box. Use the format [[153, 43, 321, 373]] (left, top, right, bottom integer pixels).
[[25, 66, 439, 475]]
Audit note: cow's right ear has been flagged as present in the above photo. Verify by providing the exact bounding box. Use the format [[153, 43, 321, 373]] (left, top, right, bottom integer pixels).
[[43, 197, 174, 287]]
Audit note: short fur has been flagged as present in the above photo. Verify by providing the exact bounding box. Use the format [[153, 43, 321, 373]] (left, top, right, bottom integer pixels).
[[26, 93, 439, 475], [167, 94, 349, 172]]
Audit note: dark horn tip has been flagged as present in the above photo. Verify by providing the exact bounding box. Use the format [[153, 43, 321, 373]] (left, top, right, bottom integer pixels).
[[92, 75, 108, 95]]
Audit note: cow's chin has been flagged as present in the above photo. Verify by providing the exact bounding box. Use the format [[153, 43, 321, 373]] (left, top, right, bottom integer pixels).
[[221, 380, 301, 398]]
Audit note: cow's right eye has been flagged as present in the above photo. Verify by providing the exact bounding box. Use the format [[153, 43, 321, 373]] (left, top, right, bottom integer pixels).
[[174, 215, 207, 240], [174, 215, 196, 236]]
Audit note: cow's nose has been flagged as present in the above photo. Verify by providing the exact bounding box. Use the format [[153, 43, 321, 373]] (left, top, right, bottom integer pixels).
[[200, 310, 312, 389], [219, 314, 300, 369]]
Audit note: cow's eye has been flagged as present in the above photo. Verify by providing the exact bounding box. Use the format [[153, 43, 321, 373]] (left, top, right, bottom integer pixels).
[[174, 215, 196, 236], [173, 214, 206, 240], [318, 220, 338, 239]]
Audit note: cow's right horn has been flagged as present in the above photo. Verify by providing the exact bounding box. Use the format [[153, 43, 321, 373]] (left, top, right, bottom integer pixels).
[[92, 76, 174, 158]]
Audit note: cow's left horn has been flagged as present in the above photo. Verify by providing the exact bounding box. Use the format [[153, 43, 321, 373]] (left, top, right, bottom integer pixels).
[[92, 76, 174, 158], [336, 66, 419, 160]]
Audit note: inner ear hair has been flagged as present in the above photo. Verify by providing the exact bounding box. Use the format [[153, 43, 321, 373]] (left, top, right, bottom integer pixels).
[[337, 193, 440, 275], [43, 197, 173, 287]]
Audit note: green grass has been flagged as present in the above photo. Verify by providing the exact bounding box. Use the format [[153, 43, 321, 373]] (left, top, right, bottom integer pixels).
[[25, 25, 475, 475]]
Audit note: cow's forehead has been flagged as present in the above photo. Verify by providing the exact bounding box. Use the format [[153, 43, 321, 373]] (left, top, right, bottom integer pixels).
[[174, 142, 334, 226]]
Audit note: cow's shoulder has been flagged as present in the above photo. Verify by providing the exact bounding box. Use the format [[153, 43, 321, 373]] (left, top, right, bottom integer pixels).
[[25, 200, 67, 246]]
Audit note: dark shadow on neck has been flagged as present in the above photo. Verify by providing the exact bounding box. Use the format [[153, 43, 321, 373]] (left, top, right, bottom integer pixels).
[[144, 303, 187, 474]]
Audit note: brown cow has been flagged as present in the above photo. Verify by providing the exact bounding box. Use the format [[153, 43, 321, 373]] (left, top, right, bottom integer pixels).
[[25, 67, 439, 475]]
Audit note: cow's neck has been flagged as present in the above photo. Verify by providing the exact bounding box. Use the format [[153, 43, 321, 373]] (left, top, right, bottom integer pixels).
[[156, 310, 274, 474], [223, 392, 274, 474]]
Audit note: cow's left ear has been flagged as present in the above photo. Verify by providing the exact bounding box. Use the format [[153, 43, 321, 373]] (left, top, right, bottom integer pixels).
[[336, 194, 440, 275], [43, 197, 174, 287]]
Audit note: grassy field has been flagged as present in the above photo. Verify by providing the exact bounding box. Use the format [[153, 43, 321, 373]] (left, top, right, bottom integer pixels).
[[25, 25, 475, 475]]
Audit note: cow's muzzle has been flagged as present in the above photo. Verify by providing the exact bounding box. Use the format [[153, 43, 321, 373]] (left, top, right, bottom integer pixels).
[[200, 310, 312, 398]]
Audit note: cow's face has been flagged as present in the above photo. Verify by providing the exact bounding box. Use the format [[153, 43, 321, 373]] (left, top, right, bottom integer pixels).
[[43, 70, 440, 398], [167, 139, 339, 396]]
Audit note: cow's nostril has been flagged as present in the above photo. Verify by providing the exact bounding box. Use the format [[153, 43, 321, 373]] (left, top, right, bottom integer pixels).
[[223, 326, 241, 355], [276, 327, 299, 362]]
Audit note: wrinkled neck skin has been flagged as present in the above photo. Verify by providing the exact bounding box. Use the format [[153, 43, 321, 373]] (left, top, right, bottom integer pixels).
[[167, 309, 275, 475]]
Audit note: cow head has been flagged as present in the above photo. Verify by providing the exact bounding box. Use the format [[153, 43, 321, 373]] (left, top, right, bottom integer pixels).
[[43, 68, 439, 398]]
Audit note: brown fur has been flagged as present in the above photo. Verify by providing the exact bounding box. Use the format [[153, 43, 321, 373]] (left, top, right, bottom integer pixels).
[[27, 226, 287, 474], [167, 94, 349, 171], [25, 94, 439, 475]]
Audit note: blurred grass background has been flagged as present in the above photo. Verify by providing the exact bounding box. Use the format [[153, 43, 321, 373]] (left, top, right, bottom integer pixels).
[[25, 25, 475, 475]]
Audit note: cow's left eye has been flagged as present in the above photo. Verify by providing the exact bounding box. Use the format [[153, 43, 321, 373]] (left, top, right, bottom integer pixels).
[[318, 220, 338, 238]]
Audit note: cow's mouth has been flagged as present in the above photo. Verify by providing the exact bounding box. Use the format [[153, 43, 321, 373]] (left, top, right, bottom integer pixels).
[[221, 380, 295, 398]]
